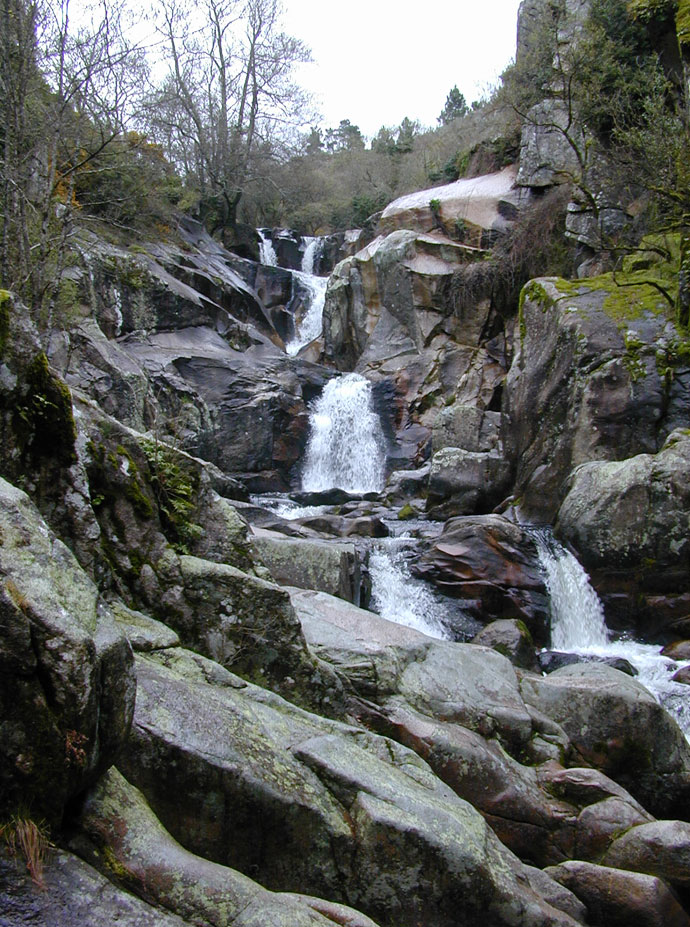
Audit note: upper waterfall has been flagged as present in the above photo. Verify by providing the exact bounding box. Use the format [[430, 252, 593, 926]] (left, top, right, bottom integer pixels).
[[301, 373, 386, 494], [257, 229, 278, 266]]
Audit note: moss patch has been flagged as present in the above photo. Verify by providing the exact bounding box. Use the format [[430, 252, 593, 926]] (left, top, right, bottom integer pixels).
[[141, 440, 202, 553], [13, 353, 77, 465], [0, 290, 10, 357]]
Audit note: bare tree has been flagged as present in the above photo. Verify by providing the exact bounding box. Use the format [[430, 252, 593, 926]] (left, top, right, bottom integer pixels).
[[146, 0, 311, 229], [1, 0, 148, 334]]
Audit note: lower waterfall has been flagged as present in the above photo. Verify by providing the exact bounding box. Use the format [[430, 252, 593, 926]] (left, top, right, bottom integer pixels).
[[534, 529, 690, 738], [301, 373, 386, 494], [369, 539, 450, 640]]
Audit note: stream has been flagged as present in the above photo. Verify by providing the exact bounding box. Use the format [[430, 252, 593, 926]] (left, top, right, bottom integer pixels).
[[250, 228, 690, 740]]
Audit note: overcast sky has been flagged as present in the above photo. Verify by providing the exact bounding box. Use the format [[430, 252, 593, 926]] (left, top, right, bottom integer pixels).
[[280, 0, 523, 138]]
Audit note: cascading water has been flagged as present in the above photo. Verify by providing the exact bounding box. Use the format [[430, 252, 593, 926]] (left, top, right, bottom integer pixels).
[[534, 528, 690, 738], [301, 236, 322, 275], [258, 229, 278, 267], [285, 271, 328, 355], [301, 373, 386, 494], [369, 538, 450, 640], [285, 236, 328, 355], [534, 529, 609, 651]]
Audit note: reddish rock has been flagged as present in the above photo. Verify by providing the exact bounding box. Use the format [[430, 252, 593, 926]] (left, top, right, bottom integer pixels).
[[412, 514, 550, 643]]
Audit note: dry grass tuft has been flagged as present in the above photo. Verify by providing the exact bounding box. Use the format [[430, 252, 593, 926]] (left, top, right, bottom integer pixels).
[[1, 816, 51, 888]]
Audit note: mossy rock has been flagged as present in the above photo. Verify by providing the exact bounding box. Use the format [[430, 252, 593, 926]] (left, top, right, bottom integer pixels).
[[12, 353, 76, 466]]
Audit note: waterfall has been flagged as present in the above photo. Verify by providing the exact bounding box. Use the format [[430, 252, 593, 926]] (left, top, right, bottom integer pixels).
[[301, 373, 386, 494], [369, 539, 450, 640], [258, 229, 278, 267], [534, 528, 690, 738], [301, 236, 322, 275], [286, 236, 328, 355], [285, 271, 328, 356], [534, 529, 609, 650]]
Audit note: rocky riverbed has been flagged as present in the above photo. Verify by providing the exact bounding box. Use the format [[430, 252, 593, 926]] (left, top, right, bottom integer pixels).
[[2, 6, 690, 920]]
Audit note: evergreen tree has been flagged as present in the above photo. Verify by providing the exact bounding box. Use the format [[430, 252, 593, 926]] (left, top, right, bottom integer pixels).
[[438, 86, 469, 124]]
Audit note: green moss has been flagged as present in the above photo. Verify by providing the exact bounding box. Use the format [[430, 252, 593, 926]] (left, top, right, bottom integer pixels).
[[103, 254, 150, 289], [13, 353, 76, 465], [553, 237, 679, 323], [141, 439, 202, 553], [518, 280, 555, 340], [0, 290, 10, 356], [622, 331, 647, 381], [114, 445, 155, 519], [397, 503, 417, 520]]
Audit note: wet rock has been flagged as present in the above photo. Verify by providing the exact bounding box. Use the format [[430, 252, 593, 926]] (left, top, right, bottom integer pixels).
[[604, 820, 690, 891], [0, 477, 135, 827], [382, 464, 430, 504], [252, 533, 365, 605], [426, 445, 511, 517], [537, 651, 637, 676], [473, 619, 539, 671], [538, 651, 584, 674], [521, 663, 690, 818], [290, 488, 380, 506], [663, 640, 690, 661], [545, 860, 690, 927], [672, 666, 690, 684], [556, 431, 690, 637], [412, 514, 551, 643]]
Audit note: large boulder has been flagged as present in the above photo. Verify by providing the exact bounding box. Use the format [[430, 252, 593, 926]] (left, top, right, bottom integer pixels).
[[604, 820, 690, 891], [426, 445, 511, 518], [556, 430, 690, 635], [503, 277, 690, 521], [378, 166, 521, 240], [412, 515, 551, 642], [0, 477, 135, 827], [544, 860, 690, 927], [293, 588, 690, 871], [72, 767, 381, 927], [252, 532, 366, 605], [117, 646, 581, 927], [521, 663, 690, 818]]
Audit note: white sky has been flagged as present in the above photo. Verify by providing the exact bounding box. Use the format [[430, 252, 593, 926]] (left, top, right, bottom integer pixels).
[[280, 0, 523, 138]]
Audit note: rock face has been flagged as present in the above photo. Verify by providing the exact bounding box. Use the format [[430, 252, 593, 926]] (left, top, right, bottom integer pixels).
[[73, 767, 382, 927], [521, 663, 690, 818], [503, 278, 690, 522], [117, 645, 580, 927], [0, 477, 135, 827], [556, 431, 690, 635], [321, 228, 511, 480]]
